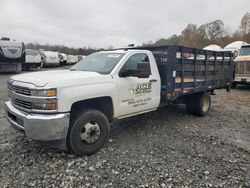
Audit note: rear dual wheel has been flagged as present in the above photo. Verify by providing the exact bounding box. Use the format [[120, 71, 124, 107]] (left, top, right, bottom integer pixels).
[[186, 92, 211, 117]]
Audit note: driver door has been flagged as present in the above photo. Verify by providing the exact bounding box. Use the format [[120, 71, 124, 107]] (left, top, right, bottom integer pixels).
[[116, 53, 160, 118]]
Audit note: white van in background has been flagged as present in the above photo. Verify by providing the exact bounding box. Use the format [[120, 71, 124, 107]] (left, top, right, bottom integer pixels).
[[23, 49, 43, 70], [41, 51, 60, 67], [59, 53, 67, 65]]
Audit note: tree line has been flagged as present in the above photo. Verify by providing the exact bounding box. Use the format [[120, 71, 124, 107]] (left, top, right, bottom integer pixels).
[[142, 12, 250, 49], [26, 12, 250, 54], [25, 42, 104, 55]]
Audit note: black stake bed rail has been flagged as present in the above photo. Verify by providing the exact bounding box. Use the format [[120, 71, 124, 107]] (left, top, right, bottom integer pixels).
[[128, 45, 234, 101]]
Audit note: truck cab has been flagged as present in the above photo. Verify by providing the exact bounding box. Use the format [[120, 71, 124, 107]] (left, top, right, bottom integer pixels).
[[5, 49, 161, 154], [233, 45, 250, 87]]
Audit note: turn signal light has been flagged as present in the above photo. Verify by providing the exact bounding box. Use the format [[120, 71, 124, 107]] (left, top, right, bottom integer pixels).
[[46, 90, 57, 97]]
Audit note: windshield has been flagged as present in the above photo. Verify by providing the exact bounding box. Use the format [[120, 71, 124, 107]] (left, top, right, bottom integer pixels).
[[71, 52, 124, 74], [239, 46, 250, 56]]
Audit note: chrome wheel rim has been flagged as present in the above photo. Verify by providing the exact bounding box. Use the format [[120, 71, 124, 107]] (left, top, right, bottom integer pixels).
[[202, 97, 210, 112], [80, 122, 101, 144]]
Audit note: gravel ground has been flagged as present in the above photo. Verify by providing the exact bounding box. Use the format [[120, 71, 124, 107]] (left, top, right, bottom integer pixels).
[[0, 67, 250, 187]]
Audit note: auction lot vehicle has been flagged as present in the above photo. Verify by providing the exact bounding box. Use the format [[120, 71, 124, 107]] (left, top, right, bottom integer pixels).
[[223, 41, 247, 57], [0, 37, 25, 73], [59, 53, 67, 65], [66, 55, 78, 64], [77, 55, 86, 62], [23, 49, 43, 70], [5, 45, 234, 155], [41, 51, 60, 67], [233, 44, 250, 87], [203, 44, 222, 51]]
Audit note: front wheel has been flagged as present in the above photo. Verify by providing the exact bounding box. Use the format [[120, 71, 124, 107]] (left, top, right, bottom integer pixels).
[[68, 109, 110, 155]]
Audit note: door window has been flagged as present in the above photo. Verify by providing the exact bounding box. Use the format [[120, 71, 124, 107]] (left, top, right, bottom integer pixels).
[[120, 53, 151, 77]]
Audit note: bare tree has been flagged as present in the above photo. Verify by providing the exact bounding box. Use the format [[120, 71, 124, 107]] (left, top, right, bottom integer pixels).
[[182, 24, 198, 40], [240, 12, 250, 37], [198, 20, 224, 43]]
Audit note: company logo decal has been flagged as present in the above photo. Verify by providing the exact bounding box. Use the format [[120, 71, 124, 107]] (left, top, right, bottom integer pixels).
[[129, 82, 152, 95]]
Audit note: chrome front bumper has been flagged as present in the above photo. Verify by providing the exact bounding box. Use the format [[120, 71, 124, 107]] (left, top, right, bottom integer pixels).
[[5, 101, 70, 150]]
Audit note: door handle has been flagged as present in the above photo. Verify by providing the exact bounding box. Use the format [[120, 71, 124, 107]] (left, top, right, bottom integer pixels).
[[149, 79, 157, 83]]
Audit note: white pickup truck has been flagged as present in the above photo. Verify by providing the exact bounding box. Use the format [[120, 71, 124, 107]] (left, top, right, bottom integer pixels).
[[5, 45, 234, 155]]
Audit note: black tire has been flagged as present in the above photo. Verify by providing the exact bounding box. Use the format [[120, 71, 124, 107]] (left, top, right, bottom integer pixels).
[[186, 100, 195, 114], [193, 92, 211, 117], [22, 65, 27, 71], [68, 109, 110, 155]]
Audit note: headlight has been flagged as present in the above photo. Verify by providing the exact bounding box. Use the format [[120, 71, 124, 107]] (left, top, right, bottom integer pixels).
[[30, 88, 57, 111], [31, 89, 57, 97], [32, 103, 57, 110]]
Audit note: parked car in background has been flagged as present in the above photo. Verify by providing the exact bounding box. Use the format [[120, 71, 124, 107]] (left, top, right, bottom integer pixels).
[[22, 49, 43, 70], [66, 55, 78, 64], [41, 51, 60, 67], [0, 37, 25, 73]]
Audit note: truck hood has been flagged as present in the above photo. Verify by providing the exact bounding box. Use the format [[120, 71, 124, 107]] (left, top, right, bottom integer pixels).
[[10, 70, 109, 87]]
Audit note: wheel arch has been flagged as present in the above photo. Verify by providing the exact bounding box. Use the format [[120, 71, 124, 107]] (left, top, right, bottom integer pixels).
[[70, 96, 114, 122]]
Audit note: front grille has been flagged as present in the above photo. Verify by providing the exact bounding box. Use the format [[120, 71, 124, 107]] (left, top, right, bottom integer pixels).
[[235, 62, 245, 74], [8, 82, 31, 96], [11, 98, 32, 109], [246, 63, 250, 74]]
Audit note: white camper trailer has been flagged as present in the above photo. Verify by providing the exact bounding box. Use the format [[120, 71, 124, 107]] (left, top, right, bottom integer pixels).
[[23, 49, 43, 70], [0, 37, 25, 73], [41, 51, 60, 67], [66, 55, 78, 65], [203, 44, 222, 51]]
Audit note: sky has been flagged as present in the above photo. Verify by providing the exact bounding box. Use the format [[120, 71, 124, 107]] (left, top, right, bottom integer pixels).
[[0, 0, 249, 48]]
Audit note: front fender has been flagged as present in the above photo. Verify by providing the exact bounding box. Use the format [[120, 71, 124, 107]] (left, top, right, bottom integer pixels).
[[57, 82, 118, 116]]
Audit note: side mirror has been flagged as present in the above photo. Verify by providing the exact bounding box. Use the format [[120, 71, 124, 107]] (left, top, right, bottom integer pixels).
[[137, 62, 150, 78], [119, 69, 139, 77], [119, 69, 129, 77], [119, 62, 151, 78]]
